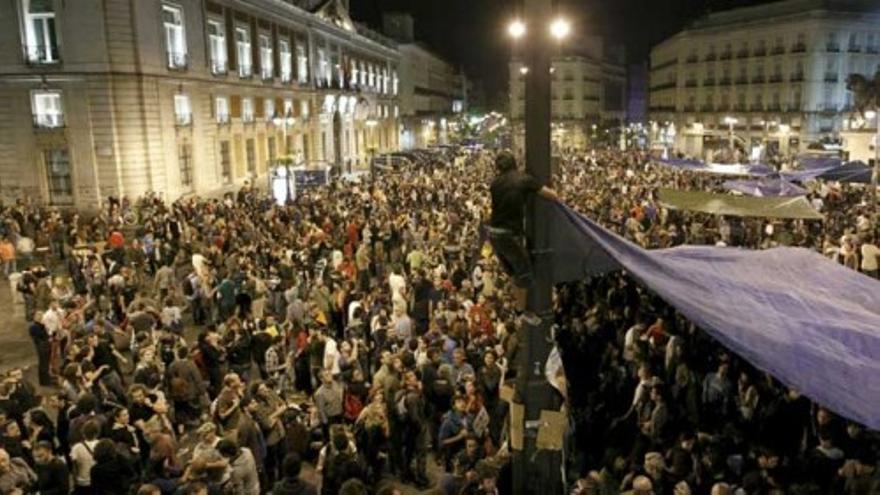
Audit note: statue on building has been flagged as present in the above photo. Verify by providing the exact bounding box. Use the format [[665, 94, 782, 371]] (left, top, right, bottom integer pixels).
[[846, 72, 880, 118]]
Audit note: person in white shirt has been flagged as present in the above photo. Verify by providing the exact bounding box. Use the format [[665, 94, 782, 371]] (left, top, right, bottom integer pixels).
[[70, 421, 101, 491], [860, 236, 879, 278], [41, 301, 63, 337]]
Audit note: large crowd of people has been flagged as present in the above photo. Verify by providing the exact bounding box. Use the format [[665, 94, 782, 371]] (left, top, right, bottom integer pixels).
[[0, 147, 874, 495]]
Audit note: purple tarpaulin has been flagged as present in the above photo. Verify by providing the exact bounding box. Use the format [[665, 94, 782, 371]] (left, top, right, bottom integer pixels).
[[548, 202, 880, 429], [656, 158, 776, 177], [723, 178, 808, 197]]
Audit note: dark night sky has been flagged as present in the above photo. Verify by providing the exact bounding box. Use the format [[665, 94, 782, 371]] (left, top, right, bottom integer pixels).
[[351, 0, 781, 107]]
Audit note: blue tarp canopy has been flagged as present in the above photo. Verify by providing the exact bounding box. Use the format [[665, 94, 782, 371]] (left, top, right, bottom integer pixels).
[[782, 160, 872, 184], [548, 202, 880, 429], [723, 177, 808, 197], [656, 158, 775, 177]]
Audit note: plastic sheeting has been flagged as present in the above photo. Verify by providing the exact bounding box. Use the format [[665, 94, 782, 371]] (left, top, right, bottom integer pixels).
[[547, 202, 880, 429], [723, 178, 808, 197], [656, 158, 775, 176], [657, 188, 823, 219]]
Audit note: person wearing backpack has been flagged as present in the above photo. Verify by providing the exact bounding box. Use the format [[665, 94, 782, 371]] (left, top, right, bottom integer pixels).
[[70, 420, 100, 494]]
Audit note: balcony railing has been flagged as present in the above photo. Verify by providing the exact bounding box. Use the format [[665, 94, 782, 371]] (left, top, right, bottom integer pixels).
[[720, 52, 732, 60], [684, 104, 696, 112], [868, 46, 879, 54], [767, 104, 781, 111], [790, 73, 804, 82], [238, 64, 253, 78], [752, 75, 766, 83], [25, 45, 61, 65], [166, 51, 188, 70], [770, 46, 785, 55], [261, 67, 274, 80], [769, 75, 784, 83], [734, 104, 747, 112], [791, 43, 806, 53], [737, 50, 750, 59], [820, 104, 837, 112], [33, 114, 65, 129], [685, 79, 698, 87], [650, 82, 677, 91], [735, 77, 748, 85], [826, 43, 840, 52], [174, 113, 192, 126], [719, 78, 732, 86], [705, 53, 717, 61], [848, 44, 861, 53], [700, 104, 714, 112], [750, 103, 764, 111], [242, 115, 256, 124], [703, 77, 716, 85], [686, 56, 699, 63], [753, 48, 767, 56], [281, 71, 292, 83], [216, 114, 230, 125], [824, 74, 838, 83], [717, 104, 730, 111], [211, 60, 228, 75]]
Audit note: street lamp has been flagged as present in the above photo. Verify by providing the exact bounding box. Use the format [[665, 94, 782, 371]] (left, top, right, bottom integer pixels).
[[724, 116, 738, 156], [508, 19, 526, 39], [866, 110, 879, 206], [271, 111, 296, 202], [549, 17, 571, 40]]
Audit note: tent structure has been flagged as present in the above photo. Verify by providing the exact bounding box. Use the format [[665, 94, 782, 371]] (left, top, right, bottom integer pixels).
[[657, 188, 823, 219], [656, 158, 775, 177], [723, 178, 808, 197], [545, 202, 880, 429]]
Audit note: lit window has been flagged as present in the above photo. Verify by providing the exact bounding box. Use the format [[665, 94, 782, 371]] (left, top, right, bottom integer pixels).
[[259, 34, 273, 79], [296, 42, 309, 84], [21, 0, 59, 64], [318, 48, 330, 87], [242, 97, 254, 122], [174, 94, 191, 126], [392, 71, 399, 95], [207, 19, 227, 74], [283, 99, 294, 116], [279, 39, 292, 82], [31, 90, 63, 128], [300, 100, 309, 118], [264, 98, 275, 121], [215, 96, 229, 124], [350, 60, 359, 87], [163, 4, 187, 69], [236, 27, 252, 77]]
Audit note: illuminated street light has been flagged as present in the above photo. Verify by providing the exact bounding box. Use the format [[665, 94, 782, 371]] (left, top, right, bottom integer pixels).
[[866, 110, 877, 120], [519, 66, 529, 75], [508, 20, 526, 39], [778, 124, 791, 134], [550, 18, 571, 40]]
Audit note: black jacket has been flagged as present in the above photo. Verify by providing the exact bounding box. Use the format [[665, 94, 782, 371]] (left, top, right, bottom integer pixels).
[[36, 458, 69, 495], [271, 477, 318, 495]]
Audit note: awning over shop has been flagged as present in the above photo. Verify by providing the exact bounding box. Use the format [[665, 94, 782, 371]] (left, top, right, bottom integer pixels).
[[547, 202, 880, 429], [657, 188, 823, 219]]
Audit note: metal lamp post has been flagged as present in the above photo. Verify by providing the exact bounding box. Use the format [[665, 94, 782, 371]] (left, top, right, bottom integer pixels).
[[507, 3, 565, 493]]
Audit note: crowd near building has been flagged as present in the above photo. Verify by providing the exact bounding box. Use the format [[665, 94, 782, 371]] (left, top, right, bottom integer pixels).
[[0, 0, 432, 209], [648, 0, 880, 158], [508, 34, 627, 151]]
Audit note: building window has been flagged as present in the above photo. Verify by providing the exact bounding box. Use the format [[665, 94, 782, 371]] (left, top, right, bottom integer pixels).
[[350, 60, 359, 87], [219, 141, 231, 183], [215, 96, 229, 124], [848, 33, 860, 52], [43, 148, 73, 205], [300, 100, 309, 119], [178, 142, 193, 187], [279, 39, 292, 82], [264, 98, 275, 121], [31, 90, 63, 128], [21, 0, 59, 64], [317, 48, 330, 87], [360, 62, 367, 86], [868, 33, 877, 53], [267, 136, 276, 162], [827, 32, 839, 51], [174, 94, 191, 126], [236, 27, 252, 77], [207, 19, 227, 74], [283, 98, 294, 116], [392, 71, 399, 95], [245, 138, 256, 175], [163, 4, 186, 69], [259, 34, 273, 79], [242, 97, 254, 122], [296, 42, 309, 83]]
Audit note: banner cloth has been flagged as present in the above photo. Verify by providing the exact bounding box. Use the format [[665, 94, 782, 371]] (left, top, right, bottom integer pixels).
[[657, 188, 823, 219], [547, 202, 880, 429]]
